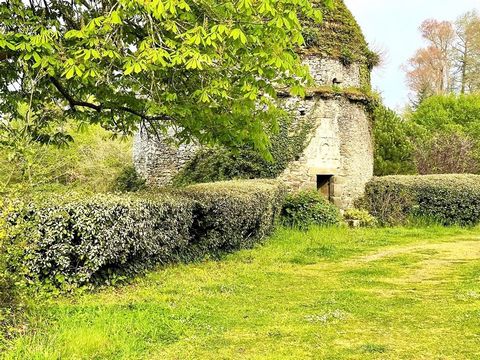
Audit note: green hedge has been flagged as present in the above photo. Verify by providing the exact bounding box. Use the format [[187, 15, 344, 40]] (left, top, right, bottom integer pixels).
[[5, 180, 285, 288], [281, 190, 340, 229], [364, 175, 480, 226], [182, 180, 285, 253]]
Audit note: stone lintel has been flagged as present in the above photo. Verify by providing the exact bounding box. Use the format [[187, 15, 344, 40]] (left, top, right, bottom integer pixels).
[[307, 168, 337, 176]]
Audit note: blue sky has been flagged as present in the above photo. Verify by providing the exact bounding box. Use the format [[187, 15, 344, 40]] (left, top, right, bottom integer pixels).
[[344, 0, 480, 109]]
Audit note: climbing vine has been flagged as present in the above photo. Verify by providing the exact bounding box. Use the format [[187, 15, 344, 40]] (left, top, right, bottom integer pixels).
[[173, 108, 317, 186]]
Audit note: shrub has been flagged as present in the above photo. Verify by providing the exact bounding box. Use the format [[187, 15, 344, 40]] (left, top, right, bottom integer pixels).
[[113, 166, 146, 192], [360, 179, 414, 226], [181, 180, 286, 255], [413, 132, 479, 174], [373, 104, 419, 176], [7, 193, 195, 288], [343, 209, 377, 227], [172, 148, 270, 186], [408, 94, 480, 174], [172, 113, 315, 186], [5, 180, 284, 289], [364, 175, 480, 226], [281, 190, 340, 230], [0, 124, 132, 195]]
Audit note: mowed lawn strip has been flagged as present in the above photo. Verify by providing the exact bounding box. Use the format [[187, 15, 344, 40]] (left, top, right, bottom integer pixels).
[[3, 226, 480, 360]]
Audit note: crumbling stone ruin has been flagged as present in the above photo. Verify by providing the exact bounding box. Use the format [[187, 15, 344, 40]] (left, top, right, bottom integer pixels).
[[134, 0, 377, 209]]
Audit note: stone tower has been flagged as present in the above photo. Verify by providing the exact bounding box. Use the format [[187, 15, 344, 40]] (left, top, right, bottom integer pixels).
[[133, 0, 377, 209]]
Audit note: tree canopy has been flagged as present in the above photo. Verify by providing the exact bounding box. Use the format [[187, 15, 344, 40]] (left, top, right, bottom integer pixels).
[[0, 0, 329, 154], [405, 11, 480, 104], [373, 94, 480, 176], [373, 105, 418, 176], [411, 93, 480, 137]]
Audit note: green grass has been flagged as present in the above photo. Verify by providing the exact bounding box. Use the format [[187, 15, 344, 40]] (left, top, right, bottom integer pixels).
[[3, 226, 480, 359]]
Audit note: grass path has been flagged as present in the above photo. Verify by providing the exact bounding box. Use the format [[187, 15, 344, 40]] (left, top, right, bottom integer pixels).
[[3, 226, 480, 359]]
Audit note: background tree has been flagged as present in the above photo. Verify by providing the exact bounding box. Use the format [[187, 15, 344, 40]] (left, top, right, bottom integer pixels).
[[453, 11, 480, 94], [411, 93, 480, 136], [0, 0, 327, 157], [413, 131, 479, 174], [405, 46, 447, 102], [420, 19, 456, 93], [409, 94, 480, 175], [405, 19, 456, 103], [373, 94, 480, 176], [373, 104, 419, 176], [405, 12, 480, 103]]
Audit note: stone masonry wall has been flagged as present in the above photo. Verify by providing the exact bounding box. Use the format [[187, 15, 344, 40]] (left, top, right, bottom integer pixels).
[[279, 96, 373, 209], [277, 58, 372, 208], [133, 128, 198, 186], [303, 57, 362, 88]]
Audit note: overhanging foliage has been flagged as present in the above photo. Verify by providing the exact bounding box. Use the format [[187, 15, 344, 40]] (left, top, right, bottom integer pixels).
[[0, 0, 330, 155]]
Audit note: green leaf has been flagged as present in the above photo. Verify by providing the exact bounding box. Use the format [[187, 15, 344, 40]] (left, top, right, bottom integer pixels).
[[75, 66, 83, 77], [230, 28, 243, 40], [110, 11, 122, 25], [134, 63, 142, 73], [239, 32, 247, 44], [65, 67, 75, 79]]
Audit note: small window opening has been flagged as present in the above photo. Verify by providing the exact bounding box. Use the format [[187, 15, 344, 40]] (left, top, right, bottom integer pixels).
[[317, 175, 334, 202]]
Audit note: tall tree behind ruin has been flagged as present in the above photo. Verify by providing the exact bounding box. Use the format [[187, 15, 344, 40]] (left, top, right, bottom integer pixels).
[[405, 19, 456, 103], [406, 46, 447, 105], [420, 19, 457, 93], [453, 11, 480, 94], [406, 13, 480, 104]]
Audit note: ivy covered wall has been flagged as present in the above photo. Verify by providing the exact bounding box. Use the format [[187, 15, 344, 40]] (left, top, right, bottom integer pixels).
[[172, 110, 317, 186]]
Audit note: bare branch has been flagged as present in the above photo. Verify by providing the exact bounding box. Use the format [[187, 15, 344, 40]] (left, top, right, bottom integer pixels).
[[49, 76, 171, 123]]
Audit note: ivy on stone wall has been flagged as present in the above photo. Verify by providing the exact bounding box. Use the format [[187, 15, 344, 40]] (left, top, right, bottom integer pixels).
[[302, 0, 379, 65], [172, 87, 378, 187], [173, 112, 316, 186]]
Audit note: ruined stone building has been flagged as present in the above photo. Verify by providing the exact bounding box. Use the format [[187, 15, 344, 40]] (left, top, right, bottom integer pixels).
[[134, 0, 377, 209]]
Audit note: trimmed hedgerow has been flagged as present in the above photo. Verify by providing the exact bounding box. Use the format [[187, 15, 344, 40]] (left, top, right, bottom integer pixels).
[[363, 175, 480, 226], [5, 180, 284, 289], [181, 180, 285, 254], [7, 193, 195, 288], [281, 190, 341, 230]]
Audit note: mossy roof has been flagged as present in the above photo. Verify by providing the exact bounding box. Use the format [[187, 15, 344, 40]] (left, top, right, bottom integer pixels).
[[301, 0, 377, 67]]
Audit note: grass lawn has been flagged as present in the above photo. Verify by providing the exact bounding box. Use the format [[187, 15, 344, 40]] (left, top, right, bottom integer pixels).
[[3, 226, 480, 359]]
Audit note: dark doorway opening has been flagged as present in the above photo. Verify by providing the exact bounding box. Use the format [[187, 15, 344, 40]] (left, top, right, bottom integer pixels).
[[317, 175, 334, 202]]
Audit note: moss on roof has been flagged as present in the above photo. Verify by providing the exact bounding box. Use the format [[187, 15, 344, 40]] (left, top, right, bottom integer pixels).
[[301, 0, 379, 69]]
